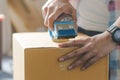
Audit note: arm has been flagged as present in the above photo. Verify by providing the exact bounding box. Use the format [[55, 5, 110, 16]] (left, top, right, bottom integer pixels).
[[58, 17, 120, 70], [113, 17, 120, 27], [42, 0, 76, 30]]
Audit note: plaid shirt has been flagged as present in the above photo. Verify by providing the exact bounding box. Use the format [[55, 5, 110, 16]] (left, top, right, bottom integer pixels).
[[107, 0, 120, 80]]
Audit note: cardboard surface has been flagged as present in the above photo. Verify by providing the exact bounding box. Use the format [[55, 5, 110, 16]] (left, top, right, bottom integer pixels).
[[13, 32, 109, 80]]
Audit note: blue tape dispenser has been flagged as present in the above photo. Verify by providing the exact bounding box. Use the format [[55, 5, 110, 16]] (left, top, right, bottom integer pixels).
[[49, 13, 77, 42]]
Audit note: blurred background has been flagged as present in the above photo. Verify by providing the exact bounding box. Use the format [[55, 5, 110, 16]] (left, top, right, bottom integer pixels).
[[0, 0, 47, 80]]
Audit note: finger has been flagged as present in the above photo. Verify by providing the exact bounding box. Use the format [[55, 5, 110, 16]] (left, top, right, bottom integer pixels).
[[44, 6, 54, 28], [59, 38, 90, 48], [64, 8, 76, 21], [42, 0, 52, 18], [42, 6, 48, 19], [63, 4, 76, 21], [72, 9, 77, 22], [68, 52, 96, 70], [48, 7, 64, 30], [80, 56, 99, 70], [69, 9, 77, 29], [58, 44, 90, 62], [67, 57, 84, 70], [42, 7, 48, 19]]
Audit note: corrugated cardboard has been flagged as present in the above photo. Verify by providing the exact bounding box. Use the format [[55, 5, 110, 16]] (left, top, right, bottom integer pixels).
[[13, 32, 109, 80]]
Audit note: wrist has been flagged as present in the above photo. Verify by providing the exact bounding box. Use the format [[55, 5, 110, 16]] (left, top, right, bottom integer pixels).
[[106, 17, 120, 45], [103, 31, 118, 46], [107, 24, 120, 45]]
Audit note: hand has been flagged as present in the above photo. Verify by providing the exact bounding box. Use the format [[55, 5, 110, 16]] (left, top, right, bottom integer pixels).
[[0, 14, 4, 22], [58, 31, 117, 70], [42, 0, 76, 30]]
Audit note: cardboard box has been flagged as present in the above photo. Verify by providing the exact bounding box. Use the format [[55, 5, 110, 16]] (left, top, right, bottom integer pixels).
[[13, 32, 109, 80]]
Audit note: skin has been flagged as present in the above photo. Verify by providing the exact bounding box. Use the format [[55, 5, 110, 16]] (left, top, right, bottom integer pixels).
[[42, 0, 120, 70], [58, 17, 120, 70], [58, 31, 117, 70], [42, 0, 76, 30]]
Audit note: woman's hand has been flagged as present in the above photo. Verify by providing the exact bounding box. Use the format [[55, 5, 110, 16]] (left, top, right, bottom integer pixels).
[[42, 0, 76, 30], [58, 31, 117, 70]]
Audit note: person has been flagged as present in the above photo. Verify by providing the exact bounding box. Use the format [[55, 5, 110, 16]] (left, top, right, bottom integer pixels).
[[42, 0, 120, 71]]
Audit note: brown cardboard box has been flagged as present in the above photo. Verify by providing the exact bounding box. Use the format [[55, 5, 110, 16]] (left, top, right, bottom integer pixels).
[[13, 32, 109, 80]]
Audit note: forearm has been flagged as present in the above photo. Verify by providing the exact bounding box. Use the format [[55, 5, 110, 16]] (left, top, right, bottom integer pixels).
[[113, 17, 120, 28]]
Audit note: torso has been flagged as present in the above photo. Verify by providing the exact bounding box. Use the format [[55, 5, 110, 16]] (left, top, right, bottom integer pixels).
[[76, 0, 120, 31]]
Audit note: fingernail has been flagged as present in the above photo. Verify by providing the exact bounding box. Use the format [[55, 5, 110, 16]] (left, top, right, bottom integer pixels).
[[68, 66, 73, 70], [59, 58, 64, 61], [58, 44, 62, 47]]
